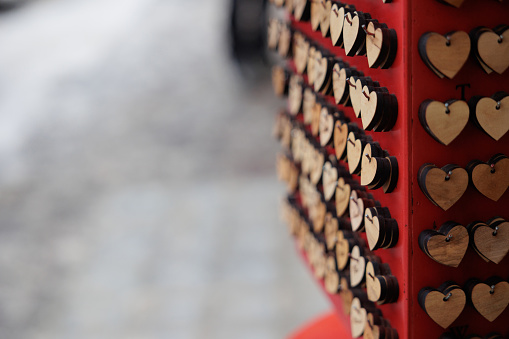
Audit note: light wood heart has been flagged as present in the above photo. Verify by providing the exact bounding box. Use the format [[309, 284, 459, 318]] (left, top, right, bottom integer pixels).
[[363, 313, 381, 339], [471, 157, 509, 201], [424, 167, 468, 211], [366, 22, 384, 68], [333, 121, 348, 159], [319, 107, 334, 146], [475, 96, 509, 141], [365, 261, 381, 302], [478, 29, 509, 74], [423, 100, 469, 145], [427, 225, 469, 267], [360, 144, 378, 186], [424, 31, 470, 79], [471, 281, 509, 322], [347, 132, 362, 174], [340, 277, 354, 314], [322, 162, 338, 201], [360, 87, 380, 130], [350, 297, 367, 338], [335, 231, 349, 270], [310, 150, 325, 184], [314, 54, 328, 92], [332, 64, 347, 104], [343, 12, 360, 56], [335, 177, 351, 217], [307, 46, 317, 85], [365, 213, 381, 251], [349, 190, 364, 232], [473, 221, 509, 264], [311, 102, 322, 136], [424, 289, 466, 328], [351, 78, 364, 118], [350, 245, 366, 287], [329, 4, 345, 46], [303, 88, 316, 125]]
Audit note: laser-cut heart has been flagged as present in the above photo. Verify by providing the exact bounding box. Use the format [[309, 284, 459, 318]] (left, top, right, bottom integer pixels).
[[350, 297, 367, 337], [419, 31, 470, 79], [319, 107, 334, 146], [473, 96, 509, 141], [420, 287, 466, 328], [335, 177, 351, 217], [470, 156, 509, 201], [471, 221, 509, 264], [477, 27, 509, 74], [349, 245, 366, 287], [419, 99, 469, 145], [322, 161, 338, 201], [470, 280, 509, 322], [418, 164, 468, 211], [420, 223, 469, 267]]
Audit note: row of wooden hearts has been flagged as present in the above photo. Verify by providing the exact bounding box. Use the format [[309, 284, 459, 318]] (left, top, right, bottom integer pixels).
[[288, 0, 398, 70], [418, 278, 509, 329], [420, 92, 509, 145], [437, 0, 504, 8], [281, 199, 399, 338], [267, 19, 292, 59], [418, 154, 509, 211], [419, 26, 509, 80], [284, 194, 396, 294], [282, 56, 399, 133], [279, 107, 399, 195], [419, 217, 509, 267]]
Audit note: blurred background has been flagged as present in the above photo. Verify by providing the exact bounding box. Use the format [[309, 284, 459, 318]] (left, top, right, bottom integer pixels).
[[0, 0, 328, 338]]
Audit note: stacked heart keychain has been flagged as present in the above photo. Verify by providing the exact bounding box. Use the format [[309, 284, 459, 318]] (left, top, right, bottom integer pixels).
[[470, 25, 509, 74], [467, 217, 509, 264], [418, 221, 469, 267]]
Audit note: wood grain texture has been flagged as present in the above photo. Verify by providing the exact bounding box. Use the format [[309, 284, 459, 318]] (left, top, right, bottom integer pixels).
[[422, 100, 469, 145], [475, 96, 509, 141], [424, 31, 470, 79], [471, 157, 509, 201], [471, 281, 509, 322], [426, 225, 469, 267], [473, 221, 509, 264], [478, 29, 509, 74], [423, 289, 466, 328], [424, 167, 468, 211]]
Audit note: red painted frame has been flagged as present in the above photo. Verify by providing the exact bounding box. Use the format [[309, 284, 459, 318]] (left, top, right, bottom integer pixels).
[[288, 1, 509, 338]]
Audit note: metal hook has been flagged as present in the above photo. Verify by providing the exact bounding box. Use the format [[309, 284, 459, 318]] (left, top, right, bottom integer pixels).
[[445, 35, 451, 46], [333, 68, 341, 76], [498, 35, 504, 43], [493, 226, 499, 236], [346, 77, 356, 88], [365, 153, 372, 161], [362, 89, 370, 99], [490, 163, 496, 174], [365, 214, 373, 223], [332, 8, 339, 17], [344, 13, 353, 25], [348, 138, 355, 146], [490, 285, 495, 294], [445, 102, 450, 114], [443, 292, 452, 301], [362, 24, 376, 37], [496, 101, 501, 110], [445, 171, 452, 181], [445, 234, 452, 242]]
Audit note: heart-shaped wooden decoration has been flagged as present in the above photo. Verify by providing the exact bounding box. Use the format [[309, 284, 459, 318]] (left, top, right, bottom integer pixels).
[[473, 96, 509, 141], [346, 132, 363, 175], [477, 27, 509, 74], [340, 277, 354, 314], [333, 121, 349, 160], [365, 261, 381, 302], [350, 297, 367, 338], [418, 164, 468, 211], [419, 222, 469, 267], [322, 161, 338, 201], [335, 177, 351, 217], [329, 3, 345, 46], [365, 22, 389, 68], [419, 31, 470, 79], [437, 0, 465, 8], [471, 221, 509, 264], [420, 286, 466, 328], [293, 33, 309, 74], [293, 0, 310, 21], [349, 190, 365, 232], [350, 245, 366, 287], [419, 99, 469, 145], [288, 74, 303, 115], [470, 280, 509, 322], [335, 230, 350, 270], [469, 156, 509, 201], [319, 107, 334, 146]]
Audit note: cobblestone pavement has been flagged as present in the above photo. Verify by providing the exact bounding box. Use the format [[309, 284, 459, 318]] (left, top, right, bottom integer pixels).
[[0, 0, 328, 338]]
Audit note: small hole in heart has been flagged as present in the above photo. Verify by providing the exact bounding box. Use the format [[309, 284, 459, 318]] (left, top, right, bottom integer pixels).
[[445, 235, 452, 242]]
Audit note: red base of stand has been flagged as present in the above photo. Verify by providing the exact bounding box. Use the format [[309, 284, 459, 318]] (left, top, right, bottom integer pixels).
[[287, 311, 351, 339]]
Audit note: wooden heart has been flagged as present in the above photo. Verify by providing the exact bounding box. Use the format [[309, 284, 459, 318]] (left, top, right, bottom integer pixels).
[[421, 31, 470, 79], [350, 245, 366, 287], [343, 12, 361, 56], [366, 22, 385, 68], [426, 225, 469, 267], [310, 0, 323, 31], [307, 46, 317, 86], [349, 190, 364, 232], [319, 107, 334, 146], [350, 297, 367, 338], [363, 313, 381, 339], [288, 74, 303, 115], [478, 28, 509, 74], [351, 78, 364, 118], [360, 87, 381, 131], [332, 64, 347, 104], [365, 261, 382, 302], [329, 4, 345, 46], [473, 221, 509, 264], [365, 212, 382, 251], [303, 88, 315, 125], [322, 162, 338, 201], [471, 157, 509, 201], [423, 289, 466, 328], [360, 145, 378, 186], [314, 54, 329, 92], [333, 121, 348, 160], [346, 132, 362, 174], [437, 0, 465, 7], [335, 230, 350, 270], [421, 100, 469, 145], [475, 96, 509, 141], [471, 281, 509, 321], [340, 277, 354, 314], [424, 166, 468, 211], [335, 177, 351, 217], [311, 102, 322, 136]]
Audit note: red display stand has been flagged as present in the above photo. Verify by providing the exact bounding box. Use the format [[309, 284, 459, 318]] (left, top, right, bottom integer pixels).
[[273, 0, 509, 338], [288, 311, 350, 339]]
